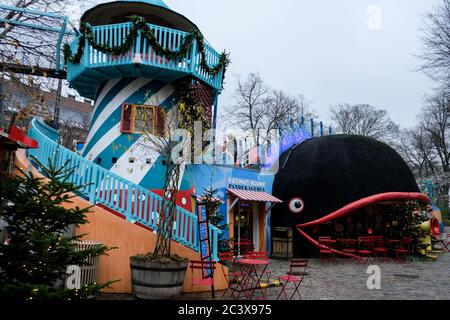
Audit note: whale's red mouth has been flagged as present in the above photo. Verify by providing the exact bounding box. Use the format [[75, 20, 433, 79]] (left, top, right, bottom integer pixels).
[[295, 192, 430, 259]]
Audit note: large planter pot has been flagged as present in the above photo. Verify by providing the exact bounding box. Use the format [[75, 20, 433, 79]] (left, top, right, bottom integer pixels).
[[130, 258, 188, 300]]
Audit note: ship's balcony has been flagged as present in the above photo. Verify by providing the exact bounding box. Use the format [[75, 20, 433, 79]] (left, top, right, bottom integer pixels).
[[67, 22, 224, 99]]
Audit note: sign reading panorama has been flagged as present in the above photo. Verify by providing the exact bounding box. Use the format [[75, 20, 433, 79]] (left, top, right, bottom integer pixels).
[[227, 177, 266, 192]]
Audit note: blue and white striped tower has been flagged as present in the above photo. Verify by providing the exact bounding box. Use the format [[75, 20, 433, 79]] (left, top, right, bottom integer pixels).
[[66, 0, 224, 190]]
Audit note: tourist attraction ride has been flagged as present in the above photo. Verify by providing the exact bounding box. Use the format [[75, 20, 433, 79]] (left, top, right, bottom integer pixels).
[[271, 135, 440, 259]]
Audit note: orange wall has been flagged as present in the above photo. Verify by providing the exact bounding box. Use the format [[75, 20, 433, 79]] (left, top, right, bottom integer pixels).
[[15, 150, 227, 294]]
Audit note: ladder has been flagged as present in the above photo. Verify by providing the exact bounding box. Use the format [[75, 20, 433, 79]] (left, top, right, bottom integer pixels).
[[196, 201, 215, 296]]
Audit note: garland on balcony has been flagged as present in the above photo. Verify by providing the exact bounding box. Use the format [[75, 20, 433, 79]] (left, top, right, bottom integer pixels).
[[64, 15, 230, 88]]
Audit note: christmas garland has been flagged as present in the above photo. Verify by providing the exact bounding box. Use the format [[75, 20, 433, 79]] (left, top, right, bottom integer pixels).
[[64, 16, 230, 88]]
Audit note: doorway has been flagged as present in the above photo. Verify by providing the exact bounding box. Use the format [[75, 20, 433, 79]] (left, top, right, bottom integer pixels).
[[234, 201, 254, 242]]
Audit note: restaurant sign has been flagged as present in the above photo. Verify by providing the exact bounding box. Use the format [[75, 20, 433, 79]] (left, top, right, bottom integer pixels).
[[227, 177, 266, 192]]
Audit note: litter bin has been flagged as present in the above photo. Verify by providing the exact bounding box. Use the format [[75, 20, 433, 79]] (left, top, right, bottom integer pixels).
[[65, 240, 103, 289], [272, 227, 293, 259]]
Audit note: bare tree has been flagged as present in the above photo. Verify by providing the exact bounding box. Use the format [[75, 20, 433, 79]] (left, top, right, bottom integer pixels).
[[419, 0, 450, 85], [394, 128, 437, 178], [420, 92, 450, 173], [329, 104, 399, 142], [226, 73, 268, 147], [227, 73, 318, 147]]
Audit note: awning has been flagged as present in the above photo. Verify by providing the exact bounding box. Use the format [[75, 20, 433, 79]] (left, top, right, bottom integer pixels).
[[228, 189, 283, 203]]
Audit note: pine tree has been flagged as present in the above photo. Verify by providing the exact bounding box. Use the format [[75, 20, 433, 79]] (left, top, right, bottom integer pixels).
[[0, 158, 113, 300], [202, 186, 225, 230], [201, 186, 231, 253]]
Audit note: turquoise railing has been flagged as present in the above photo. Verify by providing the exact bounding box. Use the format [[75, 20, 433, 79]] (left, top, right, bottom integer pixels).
[[27, 118, 221, 260], [67, 21, 223, 91]]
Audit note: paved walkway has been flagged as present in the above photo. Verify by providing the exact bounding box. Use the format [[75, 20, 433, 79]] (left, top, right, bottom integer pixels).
[[181, 253, 450, 300]]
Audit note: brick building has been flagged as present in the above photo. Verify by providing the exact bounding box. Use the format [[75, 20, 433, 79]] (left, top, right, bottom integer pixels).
[[0, 78, 93, 149]]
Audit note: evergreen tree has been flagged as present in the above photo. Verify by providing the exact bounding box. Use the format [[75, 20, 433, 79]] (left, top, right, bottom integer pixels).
[[201, 186, 231, 253], [202, 186, 225, 230], [0, 158, 113, 300], [383, 201, 430, 253]]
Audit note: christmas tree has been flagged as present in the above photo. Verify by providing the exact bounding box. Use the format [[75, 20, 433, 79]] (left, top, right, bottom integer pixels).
[[0, 158, 113, 300], [200, 186, 230, 253], [383, 201, 430, 253]]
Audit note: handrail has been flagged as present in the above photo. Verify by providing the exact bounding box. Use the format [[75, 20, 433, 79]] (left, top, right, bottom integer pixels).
[[27, 118, 221, 260], [67, 21, 223, 91]]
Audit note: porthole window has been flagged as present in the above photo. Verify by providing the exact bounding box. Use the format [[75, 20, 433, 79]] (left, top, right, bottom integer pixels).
[[289, 197, 305, 214]]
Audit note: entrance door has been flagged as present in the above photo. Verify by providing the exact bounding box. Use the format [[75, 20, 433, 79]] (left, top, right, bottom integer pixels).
[[234, 202, 254, 254]]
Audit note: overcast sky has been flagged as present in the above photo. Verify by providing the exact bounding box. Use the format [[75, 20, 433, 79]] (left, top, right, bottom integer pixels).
[[70, 0, 441, 128], [163, 0, 441, 128]]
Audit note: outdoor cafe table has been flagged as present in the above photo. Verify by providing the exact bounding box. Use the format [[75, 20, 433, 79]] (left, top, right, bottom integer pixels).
[[237, 259, 270, 300]]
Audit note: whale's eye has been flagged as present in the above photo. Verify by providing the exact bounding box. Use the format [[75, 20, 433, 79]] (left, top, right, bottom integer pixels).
[[289, 197, 304, 214]]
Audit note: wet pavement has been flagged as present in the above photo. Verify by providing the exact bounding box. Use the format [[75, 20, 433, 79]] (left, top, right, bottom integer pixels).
[[96, 252, 450, 300], [181, 253, 450, 300]]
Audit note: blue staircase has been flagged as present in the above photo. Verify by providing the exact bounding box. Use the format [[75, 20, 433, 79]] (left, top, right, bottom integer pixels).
[[27, 117, 221, 260]]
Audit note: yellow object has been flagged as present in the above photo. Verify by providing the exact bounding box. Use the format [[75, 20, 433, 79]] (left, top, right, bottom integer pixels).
[[259, 280, 281, 288], [420, 220, 430, 232], [418, 220, 433, 254]]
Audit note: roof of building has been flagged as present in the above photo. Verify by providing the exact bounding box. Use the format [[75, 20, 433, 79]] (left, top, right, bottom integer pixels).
[[81, 0, 199, 32], [2, 80, 93, 114]]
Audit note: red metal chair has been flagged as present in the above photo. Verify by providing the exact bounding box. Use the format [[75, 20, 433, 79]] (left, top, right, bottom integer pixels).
[[394, 238, 412, 262], [443, 234, 450, 253], [357, 237, 374, 264], [190, 260, 217, 298], [277, 259, 308, 300], [372, 237, 388, 262], [219, 252, 243, 298], [319, 237, 334, 263], [340, 239, 357, 255], [233, 238, 255, 256]]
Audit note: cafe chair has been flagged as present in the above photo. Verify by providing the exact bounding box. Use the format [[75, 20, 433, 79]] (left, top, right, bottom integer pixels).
[[394, 238, 413, 263], [190, 260, 217, 298], [219, 252, 243, 298], [357, 237, 374, 264], [443, 234, 450, 253], [372, 237, 388, 262], [277, 259, 308, 300], [318, 237, 334, 263], [233, 238, 255, 256], [340, 239, 357, 255]]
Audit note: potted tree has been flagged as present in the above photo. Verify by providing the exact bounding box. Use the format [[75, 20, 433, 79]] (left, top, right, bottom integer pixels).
[[129, 80, 215, 299]]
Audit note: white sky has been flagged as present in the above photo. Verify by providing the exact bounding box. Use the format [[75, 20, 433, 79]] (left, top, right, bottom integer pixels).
[[67, 0, 441, 128]]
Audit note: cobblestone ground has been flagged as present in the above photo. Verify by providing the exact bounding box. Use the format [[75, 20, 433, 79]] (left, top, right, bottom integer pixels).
[[95, 252, 450, 300], [180, 253, 450, 300]]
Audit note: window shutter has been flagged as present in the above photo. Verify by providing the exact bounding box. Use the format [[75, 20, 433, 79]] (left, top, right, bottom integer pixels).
[[121, 103, 133, 133], [156, 107, 166, 136]]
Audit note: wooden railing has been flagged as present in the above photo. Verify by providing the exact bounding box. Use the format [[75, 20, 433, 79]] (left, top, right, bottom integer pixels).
[[27, 118, 221, 260]]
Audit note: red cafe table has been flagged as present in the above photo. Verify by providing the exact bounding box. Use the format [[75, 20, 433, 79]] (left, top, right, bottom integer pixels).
[[237, 259, 270, 300]]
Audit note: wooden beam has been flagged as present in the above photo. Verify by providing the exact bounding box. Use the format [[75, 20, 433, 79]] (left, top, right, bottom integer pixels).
[[228, 197, 239, 214], [0, 63, 66, 79]]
